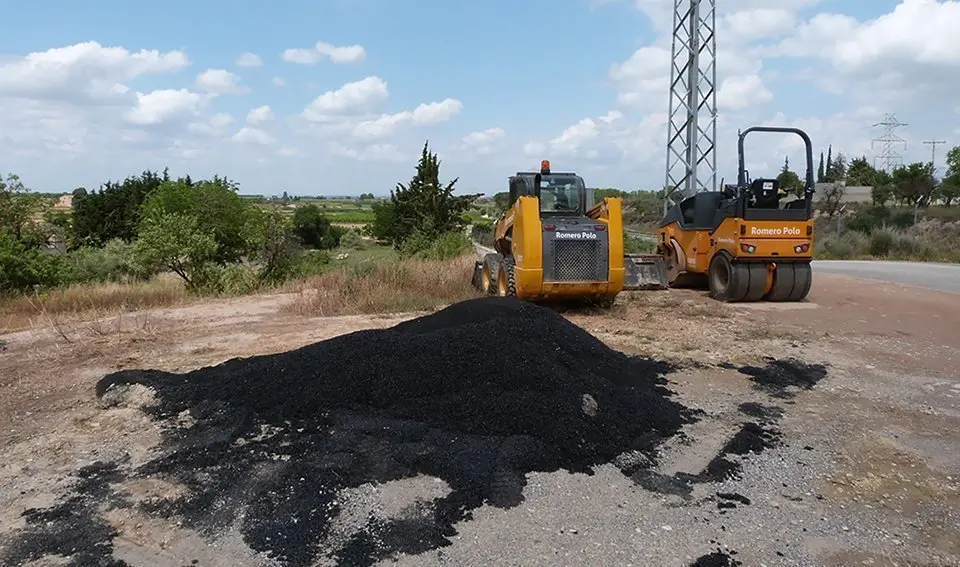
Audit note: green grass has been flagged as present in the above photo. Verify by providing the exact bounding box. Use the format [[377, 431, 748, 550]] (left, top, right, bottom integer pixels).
[[326, 211, 376, 223], [327, 243, 399, 269]]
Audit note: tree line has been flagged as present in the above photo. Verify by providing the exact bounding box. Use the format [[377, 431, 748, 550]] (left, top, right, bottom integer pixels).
[[0, 142, 478, 296]]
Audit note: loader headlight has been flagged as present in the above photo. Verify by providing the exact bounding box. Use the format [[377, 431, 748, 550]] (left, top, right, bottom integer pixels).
[[740, 243, 756, 253]]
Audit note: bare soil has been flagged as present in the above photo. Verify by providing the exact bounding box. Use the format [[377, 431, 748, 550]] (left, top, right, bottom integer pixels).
[[1, 273, 957, 566]]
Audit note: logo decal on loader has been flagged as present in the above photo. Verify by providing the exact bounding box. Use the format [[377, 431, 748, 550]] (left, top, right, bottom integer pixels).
[[750, 226, 803, 236], [556, 232, 598, 240]]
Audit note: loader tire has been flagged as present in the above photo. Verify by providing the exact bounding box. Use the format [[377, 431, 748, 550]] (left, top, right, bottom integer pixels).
[[481, 254, 499, 295], [787, 262, 812, 302], [497, 256, 517, 297], [743, 262, 768, 302], [708, 253, 749, 302]]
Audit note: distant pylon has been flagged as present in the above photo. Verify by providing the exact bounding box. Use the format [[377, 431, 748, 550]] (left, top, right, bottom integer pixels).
[[871, 113, 907, 172], [923, 139, 946, 176], [663, 0, 717, 215]]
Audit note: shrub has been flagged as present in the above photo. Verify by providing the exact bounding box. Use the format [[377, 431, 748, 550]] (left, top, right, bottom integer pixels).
[[339, 230, 366, 250], [66, 239, 155, 283], [400, 230, 472, 260], [0, 232, 71, 293], [869, 227, 895, 257], [624, 232, 655, 254], [470, 222, 494, 248], [291, 204, 342, 250], [816, 231, 867, 259], [217, 263, 262, 295]]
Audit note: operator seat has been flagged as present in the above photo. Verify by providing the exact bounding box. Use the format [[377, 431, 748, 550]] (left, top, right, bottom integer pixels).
[[750, 178, 780, 209]]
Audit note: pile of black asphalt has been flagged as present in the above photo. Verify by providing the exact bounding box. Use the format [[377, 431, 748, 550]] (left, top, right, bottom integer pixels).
[[86, 296, 695, 566]]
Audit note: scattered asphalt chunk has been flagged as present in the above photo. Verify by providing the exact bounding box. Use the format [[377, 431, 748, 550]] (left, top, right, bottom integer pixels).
[[716, 493, 751, 505], [690, 548, 742, 566], [0, 461, 129, 567], [67, 296, 696, 567], [738, 358, 828, 398], [642, 420, 785, 497], [737, 402, 783, 422]]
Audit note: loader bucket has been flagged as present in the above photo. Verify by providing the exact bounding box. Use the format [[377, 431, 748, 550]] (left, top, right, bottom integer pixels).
[[623, 254, 668, 290]]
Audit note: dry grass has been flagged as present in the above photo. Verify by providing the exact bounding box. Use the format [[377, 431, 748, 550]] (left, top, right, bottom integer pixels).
[[0, 275, 187, 333], [285, 254, 481, 316]]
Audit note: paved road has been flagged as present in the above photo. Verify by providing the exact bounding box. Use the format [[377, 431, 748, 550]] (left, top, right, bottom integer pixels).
[[812, 260, 960, 293]]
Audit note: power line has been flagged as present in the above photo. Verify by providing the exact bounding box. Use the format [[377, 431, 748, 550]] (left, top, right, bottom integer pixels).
[[923, 139, 946, 176], [663, 0, 717, 215], [870, 113, 907, 172]]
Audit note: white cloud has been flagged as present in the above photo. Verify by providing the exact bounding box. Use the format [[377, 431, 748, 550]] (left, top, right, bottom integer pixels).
[[272, 77, 285, 86], [195, 69, 247, 94], [351, 98, 463, 139], [411, 98, 462, 124], [232, 127, 275, 145], [462, 128, 504, 145], [718, 74, 772, 110], [461, 127, 505, 155], [246, 105, 273, 124], [329, 142, 405, 162], [769, 0, 960, 67], [235, 52, 262, 67], [282, 41, 366, 64], [125, 89, 210, 125], [0, 41, 188, 103], [189, 112, 234, 136], [302, 76, 388, 121]]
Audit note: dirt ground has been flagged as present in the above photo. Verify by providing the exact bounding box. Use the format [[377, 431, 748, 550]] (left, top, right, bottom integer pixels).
[[0, 272, 957, 566]]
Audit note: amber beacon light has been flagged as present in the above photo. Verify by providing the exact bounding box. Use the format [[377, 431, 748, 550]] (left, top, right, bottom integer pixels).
[[540, 160, 550, 174]]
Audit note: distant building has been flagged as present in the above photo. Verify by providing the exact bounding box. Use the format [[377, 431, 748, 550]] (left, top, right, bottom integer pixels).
[[814, 182, 872, 204]]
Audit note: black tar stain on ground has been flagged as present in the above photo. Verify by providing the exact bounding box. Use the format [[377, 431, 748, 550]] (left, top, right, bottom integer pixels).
[[738, 357, 828, 398], [632, 355, 830, 499], [0, 461, 129, 567], [632, 419, 784, 498], [737, 402, 783, 422], [690, 549, 742, 566], [2, 297, 701, 567]]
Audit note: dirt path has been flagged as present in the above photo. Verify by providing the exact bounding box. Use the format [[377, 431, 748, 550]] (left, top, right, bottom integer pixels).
[[0, 274, 957, 566]]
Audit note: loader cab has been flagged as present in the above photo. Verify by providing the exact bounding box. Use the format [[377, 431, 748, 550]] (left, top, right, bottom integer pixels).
[[508, 160, 588, 218]]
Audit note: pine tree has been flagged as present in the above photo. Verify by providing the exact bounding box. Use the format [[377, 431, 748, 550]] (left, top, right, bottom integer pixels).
[[817, 151, 825, 182], [825, 146, 833, 179], [390, 141, 480, 245], [782, 156, 790, 174]]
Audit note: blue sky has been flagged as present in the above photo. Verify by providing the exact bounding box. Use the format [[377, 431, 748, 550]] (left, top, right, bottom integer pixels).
[[1, 0, 957, 196]]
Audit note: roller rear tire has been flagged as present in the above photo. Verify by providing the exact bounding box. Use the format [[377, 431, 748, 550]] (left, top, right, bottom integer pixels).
[[765, 262, 812, 302], [708, 254, 749, 302]]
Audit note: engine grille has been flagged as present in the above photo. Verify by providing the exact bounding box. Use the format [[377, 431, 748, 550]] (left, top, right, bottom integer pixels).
[[554, 239, 602, 281]]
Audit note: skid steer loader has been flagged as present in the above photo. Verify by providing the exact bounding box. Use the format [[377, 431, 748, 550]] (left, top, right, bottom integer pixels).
[[471, 160, 666, 305], [655, 126, 817, 302]]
